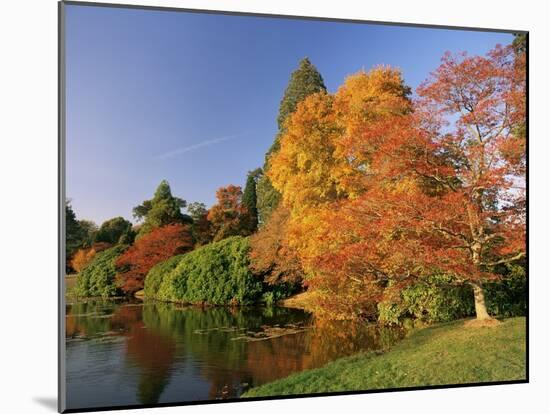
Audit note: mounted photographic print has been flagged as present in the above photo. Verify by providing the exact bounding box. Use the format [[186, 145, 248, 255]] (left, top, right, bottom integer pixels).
[[59, 1, 528, 412]]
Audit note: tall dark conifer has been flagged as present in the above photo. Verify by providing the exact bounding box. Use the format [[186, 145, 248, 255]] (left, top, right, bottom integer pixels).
[[257, 57, 326, 224], [243, 169, 260, 232], [66, 201, 85, 261]]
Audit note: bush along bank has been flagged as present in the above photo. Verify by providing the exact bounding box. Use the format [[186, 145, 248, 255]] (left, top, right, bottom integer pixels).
[[74, 244, 128, 298], [145, 236, 273, 306]]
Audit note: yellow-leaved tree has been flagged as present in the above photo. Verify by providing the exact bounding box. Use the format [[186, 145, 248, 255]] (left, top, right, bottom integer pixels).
[[267, 67, 414, 318]]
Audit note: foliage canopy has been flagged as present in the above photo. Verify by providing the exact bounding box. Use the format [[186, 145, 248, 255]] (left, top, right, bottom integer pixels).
[[133, 180, 188, 237]]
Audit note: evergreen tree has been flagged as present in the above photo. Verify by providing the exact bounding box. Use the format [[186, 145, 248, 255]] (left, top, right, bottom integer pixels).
[[187, 202, 208, 223], [257, 58, 326, 224], [256, 174, 281, 225], [187, 202, 213, 246], [66, 201, 85, 261], [95, 216, 133, 244], [78, 219, 98, 247], [273, 57, 327, 151], [65, 201, 94, 272], [512, 33, 527, 54], [133, 180, 187, 237], [242, 169, 261, 232]]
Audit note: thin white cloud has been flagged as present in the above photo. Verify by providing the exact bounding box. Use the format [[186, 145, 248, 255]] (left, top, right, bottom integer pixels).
[[154, 133, 244, 160]]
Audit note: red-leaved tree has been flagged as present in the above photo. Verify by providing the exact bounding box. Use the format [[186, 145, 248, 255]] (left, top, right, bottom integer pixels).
[[306, 45, 526, 321], [207, 185, 252, 242], [115, 224, 193, 294], [412, 44, 526, 320]]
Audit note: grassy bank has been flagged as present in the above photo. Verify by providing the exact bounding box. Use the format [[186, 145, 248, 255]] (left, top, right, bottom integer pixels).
[[65, 275, 77, 296], [279, 290, 320, 312], [243, 317, 526, 397]]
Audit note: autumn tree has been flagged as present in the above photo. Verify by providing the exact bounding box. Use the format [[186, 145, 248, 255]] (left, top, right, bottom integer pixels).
[[269, 67, 411, 214], [71, 241, 112, 273], [133, 180, 189, 237], [187, 202, 213, 246], [207, 185, 251, 242], [267, 67, 413, 318], [249, 205, 303, 285], [409, 44, 527, 321], [257, 57, 327, 224], [269, 53, 525, 322], [503, 34, 527, 176], [270, 92, 341, 215], [71, 248, 97, 273], [115, 224, 193, 294], [95, 216, 134, 244]]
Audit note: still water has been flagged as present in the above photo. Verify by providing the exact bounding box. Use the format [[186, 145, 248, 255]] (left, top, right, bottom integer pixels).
[[65, 299, 406, 410]]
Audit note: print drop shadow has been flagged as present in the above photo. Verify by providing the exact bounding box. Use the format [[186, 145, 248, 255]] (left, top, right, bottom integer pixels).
[[33, 396, 57, 411]]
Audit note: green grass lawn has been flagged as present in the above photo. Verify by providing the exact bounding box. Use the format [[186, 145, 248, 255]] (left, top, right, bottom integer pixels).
[[243, 317, 526, 398]]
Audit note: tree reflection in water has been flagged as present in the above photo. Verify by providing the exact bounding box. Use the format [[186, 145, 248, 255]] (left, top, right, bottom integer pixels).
[[66, 300, 406, 406], [111, 305, 176, 405]]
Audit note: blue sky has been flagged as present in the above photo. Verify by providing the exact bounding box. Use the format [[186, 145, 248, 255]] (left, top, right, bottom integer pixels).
[[65, 4, 512, 225]]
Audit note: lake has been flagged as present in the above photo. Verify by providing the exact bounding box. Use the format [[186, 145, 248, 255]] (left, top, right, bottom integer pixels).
[[65, 299, 406, 410]]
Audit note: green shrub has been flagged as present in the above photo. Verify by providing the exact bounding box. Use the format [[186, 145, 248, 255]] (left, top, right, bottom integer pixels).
[[261, 291, 277, 307], [485, 263, 526, 317], [378, 266, 527, 324], [378, 275, 474, 324], [261, 282, 299, 306], [75, 245, 127, 298], [146, 236, 263, 305], [143, 254, 185, 299]]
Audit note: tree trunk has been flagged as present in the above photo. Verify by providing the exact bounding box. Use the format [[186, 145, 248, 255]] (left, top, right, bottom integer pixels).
[[470, 282, 492, 320]]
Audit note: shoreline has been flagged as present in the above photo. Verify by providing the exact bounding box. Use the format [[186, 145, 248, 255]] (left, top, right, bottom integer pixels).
[[242, 317, 526, 397]]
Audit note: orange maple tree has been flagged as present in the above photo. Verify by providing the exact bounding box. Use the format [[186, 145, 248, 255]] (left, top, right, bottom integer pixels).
[[115, 224, 193, 294], [71, 242, 112, 273], [207, 185, 252, 241], [71, 248, 96, 273], [249, 205, 303, 285]]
